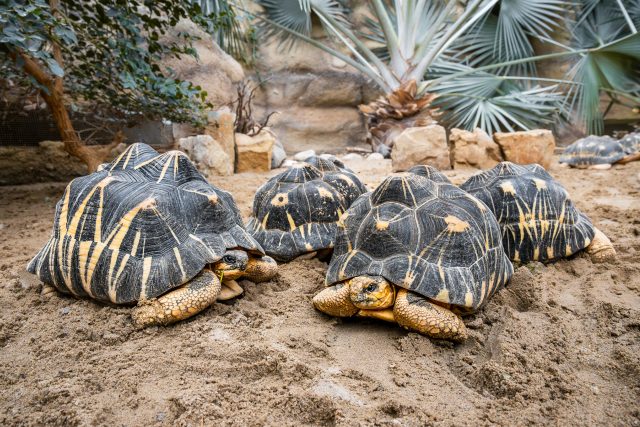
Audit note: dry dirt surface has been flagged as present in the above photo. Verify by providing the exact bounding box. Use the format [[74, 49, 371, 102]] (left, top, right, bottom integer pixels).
[[0, 159, 639, 426]]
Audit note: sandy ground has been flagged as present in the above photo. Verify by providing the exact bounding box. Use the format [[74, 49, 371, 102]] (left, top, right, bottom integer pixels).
[[0, 158, 639, 426]]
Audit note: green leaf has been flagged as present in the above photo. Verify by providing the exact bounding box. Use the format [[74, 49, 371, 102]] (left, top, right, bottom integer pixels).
[[45, 57, 64, 77]]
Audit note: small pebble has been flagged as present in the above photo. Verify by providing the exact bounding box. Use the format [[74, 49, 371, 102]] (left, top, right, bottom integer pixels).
[[341, 153, 363, 161], [367, 153, 384, 161], [60, 307, 71, 315]]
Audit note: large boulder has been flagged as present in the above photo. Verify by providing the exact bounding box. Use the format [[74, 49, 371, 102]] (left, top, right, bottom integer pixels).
[[235, 131, 275, 173], [163, 20, 244, 107], [266, 106, 366, 154], [254, 71, 366, 108], [451, 128, 503, 170], [391, 125, 451, 171], [493, 130, 555, 169], [177, 134, 233, 177]]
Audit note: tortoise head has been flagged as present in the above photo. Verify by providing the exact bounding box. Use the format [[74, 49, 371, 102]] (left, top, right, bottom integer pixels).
[[348, 275, 395, 310], [212, 250, 248, 280]]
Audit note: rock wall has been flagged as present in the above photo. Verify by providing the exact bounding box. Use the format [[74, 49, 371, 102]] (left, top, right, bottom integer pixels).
[[250, 68, 375, 154], [163, 19, 245, 108]]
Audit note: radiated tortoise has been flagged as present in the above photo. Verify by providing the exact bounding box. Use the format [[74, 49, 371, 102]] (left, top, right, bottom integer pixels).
[[28, 143, 277, 328]]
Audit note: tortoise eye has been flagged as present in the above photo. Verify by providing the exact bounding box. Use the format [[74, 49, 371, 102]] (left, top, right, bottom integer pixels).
[[365, 284, 377, 292], [222, 255, 235, 264]]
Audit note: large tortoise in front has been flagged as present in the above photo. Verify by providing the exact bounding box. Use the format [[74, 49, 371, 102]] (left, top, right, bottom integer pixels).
[[28, 143, 277, 328], [246, 156, 366, 262], [460, 162, 615, 264], [313, 173, 513, 341]]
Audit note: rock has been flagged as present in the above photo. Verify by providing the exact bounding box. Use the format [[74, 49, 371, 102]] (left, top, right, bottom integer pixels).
[[342, 153, 363, 161], [258, 38, 357, 73], [271, 137, 287, 169], [177, 135, 233, 177], [282, 159, 299, 168], [254, 71, 365, 108], [493, 130, 555, 169], [391, 125, 451, 171], [451, 128, 503, 170], [293, 149, 316, 161], [162, 20, 244, 107], [367, 153, 385, 161], [264, 107, 366, 154], [205, 109, 236, 162], [235, 130, 275, 173]]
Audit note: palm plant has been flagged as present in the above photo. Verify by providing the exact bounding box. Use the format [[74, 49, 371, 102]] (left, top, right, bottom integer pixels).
[[248, 0, 639, 155], [189, 0, 257, 64], [565, 0, 640, 134]]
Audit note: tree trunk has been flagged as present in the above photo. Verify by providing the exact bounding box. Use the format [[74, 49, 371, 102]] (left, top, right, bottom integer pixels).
[[9, 51, 122, 173], [43, 88, 103, 172]]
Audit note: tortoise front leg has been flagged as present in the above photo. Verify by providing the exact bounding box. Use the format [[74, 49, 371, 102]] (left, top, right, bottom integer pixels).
[[585, 227, 616, 263], [131, 269, 221, 328], [244, 255, 278, 283], [393, 289, 468, 341], [312, 283, 359, 317]]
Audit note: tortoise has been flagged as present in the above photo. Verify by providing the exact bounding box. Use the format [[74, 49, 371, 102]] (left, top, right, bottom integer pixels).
[[27, 143, 277, 328], [312, 173, 513, 341], [407, 164, 452, 183], [559, 135, 628, 169], [246, 156, 367, 262], [619, 132, 640, 161], [460, 162, 616, 264]]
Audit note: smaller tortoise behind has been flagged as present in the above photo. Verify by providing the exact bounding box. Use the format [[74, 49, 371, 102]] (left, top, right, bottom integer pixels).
[[461, 162, 615, 264], [246, 156, 367, 262]]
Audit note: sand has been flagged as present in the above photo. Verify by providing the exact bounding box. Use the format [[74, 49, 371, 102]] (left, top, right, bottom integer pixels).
[[0, 159, 639, 426]]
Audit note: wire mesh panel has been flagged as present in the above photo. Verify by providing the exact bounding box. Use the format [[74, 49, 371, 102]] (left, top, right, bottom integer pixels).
[[0, 109, 174, 147]]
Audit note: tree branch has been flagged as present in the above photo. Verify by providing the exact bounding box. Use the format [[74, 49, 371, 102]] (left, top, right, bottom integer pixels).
[[49, 0, 64, 93]]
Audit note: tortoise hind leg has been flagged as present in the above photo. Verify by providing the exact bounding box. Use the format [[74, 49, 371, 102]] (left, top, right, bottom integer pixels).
[[585, 227, 616, 263], [131, 269, 221, 328], [393, 289, 468, 341]]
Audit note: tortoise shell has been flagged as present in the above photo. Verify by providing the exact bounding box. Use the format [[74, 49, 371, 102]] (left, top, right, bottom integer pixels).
[[619, 132, 640, 155], [559, 135, 626, 166], [326, 173, 512, 312], [460, 162, 595, 263], [246, 158, 367, 262], [27, 143, 263, 304], [407, 165, 451, 183]]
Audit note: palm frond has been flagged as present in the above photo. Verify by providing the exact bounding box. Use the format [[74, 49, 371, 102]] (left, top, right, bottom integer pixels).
[[255, 0, 348, 46], [189, 0, 255, 63], [564, 1, 640, 134], [429, 62, 564, 134], [452, 0, 567, 76]]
